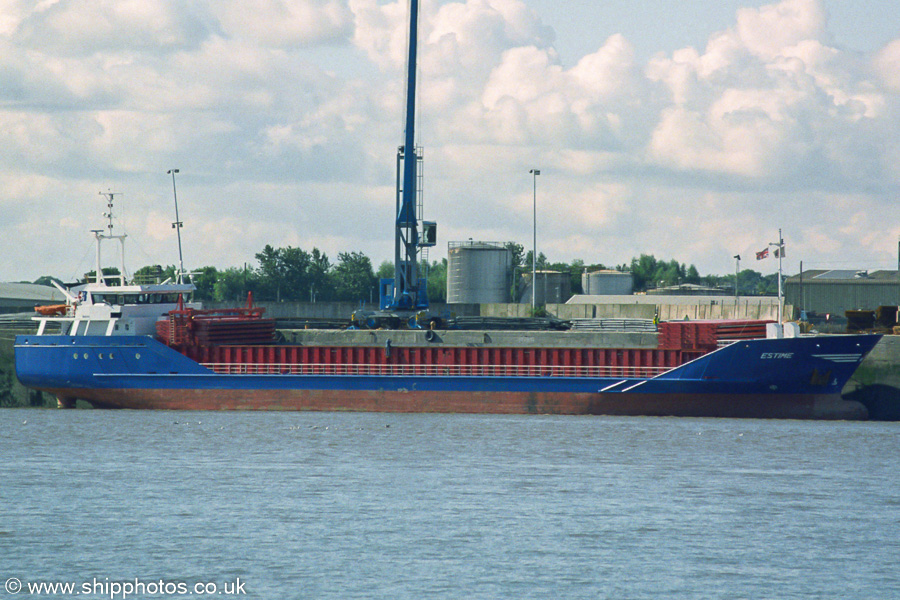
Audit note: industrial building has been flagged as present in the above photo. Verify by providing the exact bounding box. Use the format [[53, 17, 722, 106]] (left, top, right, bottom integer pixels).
[[440, 233, 900, 320], [0, 282, 66, 314], [785, 270, 900, 316]]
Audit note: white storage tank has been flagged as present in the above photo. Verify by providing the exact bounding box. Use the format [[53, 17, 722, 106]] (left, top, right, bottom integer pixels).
[[519, 270, 571, 304], [582, 270, 633, 295], [447, 241, 512, 304]]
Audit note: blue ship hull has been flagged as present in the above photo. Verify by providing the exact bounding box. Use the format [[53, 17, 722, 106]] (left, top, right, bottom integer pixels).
[[14, 333, 881, 419]]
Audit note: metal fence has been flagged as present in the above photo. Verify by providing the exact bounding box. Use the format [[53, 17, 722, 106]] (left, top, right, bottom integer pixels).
[[200, 362, 672, 379]]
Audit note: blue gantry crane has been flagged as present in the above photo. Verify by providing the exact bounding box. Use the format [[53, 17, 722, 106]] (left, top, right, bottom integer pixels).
[[376, 0, 437, 323]]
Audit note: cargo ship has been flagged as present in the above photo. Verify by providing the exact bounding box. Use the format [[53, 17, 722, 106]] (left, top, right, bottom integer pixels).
[[13, 276, 881, 419], [11, 0, 883, 419]]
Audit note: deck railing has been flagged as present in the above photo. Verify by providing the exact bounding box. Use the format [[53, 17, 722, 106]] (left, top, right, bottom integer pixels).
[[199, 362, 673, 379]]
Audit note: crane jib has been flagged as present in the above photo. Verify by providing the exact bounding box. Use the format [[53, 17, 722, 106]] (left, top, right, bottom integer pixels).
[[391, 0, 422, 310]]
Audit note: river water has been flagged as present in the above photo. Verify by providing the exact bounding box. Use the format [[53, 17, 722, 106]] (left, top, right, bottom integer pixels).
[[1, 409, 897, 599]]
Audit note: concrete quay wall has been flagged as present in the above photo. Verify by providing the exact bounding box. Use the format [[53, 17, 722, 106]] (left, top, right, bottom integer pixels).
[[845, 335, 900, 420]]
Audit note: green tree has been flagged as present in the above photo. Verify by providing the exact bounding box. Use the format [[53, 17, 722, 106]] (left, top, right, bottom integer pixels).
[[133, 265, 166, 284], [424, 258, 447, 303], [82, 267, 122, 285], [276, 246, 311, 301], [332, 251, 377, 303], [191, 266, 219, 301], [376, 260, 394, 280], [704, 269, 778, 296], [214, 266, 258, 302], [686, 265, 700, 282], [255, 245, 302, 301], [33, 275, 64, 287], [308, 248, 332, 302], [504, 242, 525, 270], [255, 245, 283, 301], [524, 250, 548, 271], [571, 261, 586, 294], [624, 254, 701, 292], [503, 242, 526, 301], [255, 245, 333, 302], [625, 254, 657, 291]]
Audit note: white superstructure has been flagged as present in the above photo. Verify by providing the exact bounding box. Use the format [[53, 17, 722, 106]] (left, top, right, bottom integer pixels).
[[33, 191, 199, 336]]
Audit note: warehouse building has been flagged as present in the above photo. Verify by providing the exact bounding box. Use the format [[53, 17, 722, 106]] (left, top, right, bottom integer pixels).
[[784, 270, 900, 317], [0, 282, 66, 314]]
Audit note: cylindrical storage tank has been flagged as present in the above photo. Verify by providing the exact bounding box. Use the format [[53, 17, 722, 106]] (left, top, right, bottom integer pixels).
[[582, 270, 633, 295], [520, 271, 571, 304], [446, 241, 512, 304]]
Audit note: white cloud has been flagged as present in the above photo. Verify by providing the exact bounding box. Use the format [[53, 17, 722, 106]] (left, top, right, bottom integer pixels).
[[348, 0, 409, 70], [873, 39, 900, 92], [570, 34, 637, 100], [426, 0, 552, 73], [645, 0, 898, 187], [452, 33, 647, 152], [214, 0, 353, 47], [735, 0, 826, 60], [1, 0, 899, 283], [13, 0, 214, 53]]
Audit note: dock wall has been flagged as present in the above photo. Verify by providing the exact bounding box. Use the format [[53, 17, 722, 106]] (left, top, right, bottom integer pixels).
[[845, 335, 900, 420]]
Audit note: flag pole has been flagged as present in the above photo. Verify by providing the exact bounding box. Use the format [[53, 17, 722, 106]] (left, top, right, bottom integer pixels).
[[777, 228, 783, 325], [768, 229, 784, 327]]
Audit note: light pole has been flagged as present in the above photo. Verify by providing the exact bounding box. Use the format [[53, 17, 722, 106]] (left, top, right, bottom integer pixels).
[[167, 169, 185, 284], [529, 168, 540, 312], [733, 254, 740, 300]]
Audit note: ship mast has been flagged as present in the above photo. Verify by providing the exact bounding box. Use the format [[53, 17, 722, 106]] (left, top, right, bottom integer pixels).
[[94, 191, 127, 286]]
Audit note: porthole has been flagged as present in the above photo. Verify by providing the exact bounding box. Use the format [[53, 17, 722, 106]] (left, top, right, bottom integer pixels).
[[135, 353, 141, 360], [83, 353, 89, 360], [73, 353, 79, 360]]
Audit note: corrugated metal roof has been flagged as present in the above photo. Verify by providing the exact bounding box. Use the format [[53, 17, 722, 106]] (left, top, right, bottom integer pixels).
[[786, 270, 900, 283], [0, 282, 66, 302], [784, 270, 900, 315], [812, 270, 864, 280]]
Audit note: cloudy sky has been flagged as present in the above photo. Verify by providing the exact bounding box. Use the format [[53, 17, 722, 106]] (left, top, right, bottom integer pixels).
[[2, 0, 899, 283]]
